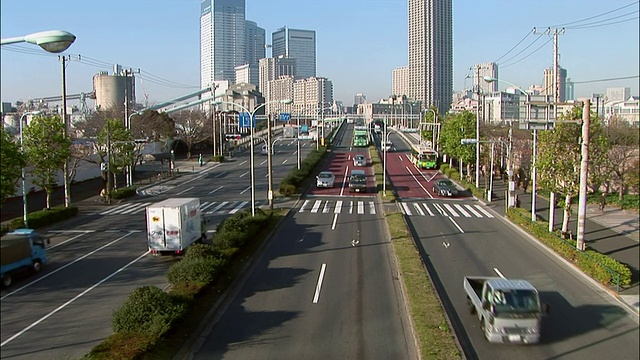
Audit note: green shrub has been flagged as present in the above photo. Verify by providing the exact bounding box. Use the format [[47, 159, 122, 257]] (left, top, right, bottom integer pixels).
[[279, 183, 297, 196], [166, 257, 224, 285], [112, 187, 136, 199], [82, 331, 156, 360], [211, 155, 224, 163], [112, 286, 187, 338], [213, 230, 248, 248], [185, 243, 222, 260]]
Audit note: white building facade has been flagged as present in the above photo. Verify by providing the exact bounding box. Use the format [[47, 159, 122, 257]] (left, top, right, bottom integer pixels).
[[393, 66, 409, 98]]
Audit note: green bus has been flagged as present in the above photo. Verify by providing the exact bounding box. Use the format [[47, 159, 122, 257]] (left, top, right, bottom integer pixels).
[[410, 146, 438, 169], [353, 126, 370, 147]]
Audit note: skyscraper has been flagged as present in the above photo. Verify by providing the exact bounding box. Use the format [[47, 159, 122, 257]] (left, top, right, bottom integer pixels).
[[272, 27, 316, 79], [473, 63, 499, 94], [245, 20, 266, 86], [200, 0, 246, 88], [408, 0, 453, 115]]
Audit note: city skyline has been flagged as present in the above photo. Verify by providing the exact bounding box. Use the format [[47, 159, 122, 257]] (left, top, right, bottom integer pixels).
[[1, 0, 638, 108]]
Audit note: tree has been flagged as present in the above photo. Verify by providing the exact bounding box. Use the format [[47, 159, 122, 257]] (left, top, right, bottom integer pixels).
[[536, 106, 608, 233], [0, 128, 25, 206], [97, 119, 134, 189], [172, 110, 211, 159], [22, 115, 71, 209], [602, 116, 640, 200], [439, 111, 476, 177]]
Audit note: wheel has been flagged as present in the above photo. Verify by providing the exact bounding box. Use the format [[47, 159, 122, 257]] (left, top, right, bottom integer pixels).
[[32, 260, 42, 273], [2, 274, 12, 288]]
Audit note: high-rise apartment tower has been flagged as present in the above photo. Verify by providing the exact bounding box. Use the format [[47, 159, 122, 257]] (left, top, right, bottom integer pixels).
[[408, 0, 453, 115], [272, 27, 316, 79]]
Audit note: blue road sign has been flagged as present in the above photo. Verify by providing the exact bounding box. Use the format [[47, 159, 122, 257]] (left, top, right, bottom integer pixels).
[[301, 125, 308, 133], [239, 112, 255, 128], [279, 112, 291, 121]]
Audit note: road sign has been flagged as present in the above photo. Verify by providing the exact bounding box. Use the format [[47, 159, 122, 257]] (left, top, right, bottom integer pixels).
[[239, 112, 255, 128], [279, 112, 291, 121], [461, 138, 478, 145]]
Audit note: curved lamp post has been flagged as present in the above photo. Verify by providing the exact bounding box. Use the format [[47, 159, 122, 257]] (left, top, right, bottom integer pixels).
[[19, 111, 43, 227], [213, 99, 292, 216], [483, 76, 536, 221], [3, 30, 77, 208]]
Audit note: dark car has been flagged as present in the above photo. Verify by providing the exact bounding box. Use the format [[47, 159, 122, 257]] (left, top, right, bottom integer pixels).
[[348, 170, 367, 193], [432, 179, 458, 197]]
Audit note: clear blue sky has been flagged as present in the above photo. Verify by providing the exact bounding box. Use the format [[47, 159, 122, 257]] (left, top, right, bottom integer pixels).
[[1, 0, 638, 108]]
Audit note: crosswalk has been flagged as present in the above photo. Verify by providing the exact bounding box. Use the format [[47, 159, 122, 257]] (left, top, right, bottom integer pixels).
[[299, 200, 377, 215], [96, 200, 261, 216], [399, 202, 495, 218]]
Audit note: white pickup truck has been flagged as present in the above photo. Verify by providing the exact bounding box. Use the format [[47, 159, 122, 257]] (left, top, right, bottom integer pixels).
[[464, 276, 549, 344]]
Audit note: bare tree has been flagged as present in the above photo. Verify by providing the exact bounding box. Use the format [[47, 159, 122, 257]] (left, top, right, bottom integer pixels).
[[172, 110, 211, 159], [602, 116, 640, 200]]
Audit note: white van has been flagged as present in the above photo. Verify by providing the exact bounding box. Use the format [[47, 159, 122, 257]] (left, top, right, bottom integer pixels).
[[261, 144, 273, 155]]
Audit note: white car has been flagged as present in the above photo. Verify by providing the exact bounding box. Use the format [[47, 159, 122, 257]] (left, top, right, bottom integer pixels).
[[316, 171, 336, 188], [353, 154, 367, 167], [383, 141, 392, 151]]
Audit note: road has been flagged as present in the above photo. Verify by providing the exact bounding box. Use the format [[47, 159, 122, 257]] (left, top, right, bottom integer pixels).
[[186, 122, 416, 359], [0, 136, 316, 359], [386, 129, 639, 359]]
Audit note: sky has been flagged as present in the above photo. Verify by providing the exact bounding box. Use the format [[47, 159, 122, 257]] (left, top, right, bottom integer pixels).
[[1, 0, 638, 109]]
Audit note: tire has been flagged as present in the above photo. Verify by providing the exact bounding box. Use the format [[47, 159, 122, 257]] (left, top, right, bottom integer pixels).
[[32, 260, 42, 273], [2, 274, 12, 288]]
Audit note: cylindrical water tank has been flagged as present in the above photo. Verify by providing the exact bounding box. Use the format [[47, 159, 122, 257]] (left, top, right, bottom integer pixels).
[[93, 73, 134, 112]]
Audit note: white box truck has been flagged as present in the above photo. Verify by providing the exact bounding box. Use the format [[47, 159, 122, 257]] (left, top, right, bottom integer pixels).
[[146, 198, 205, 255]]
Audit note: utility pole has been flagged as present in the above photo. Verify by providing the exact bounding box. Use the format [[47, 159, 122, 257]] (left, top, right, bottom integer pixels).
[[576, 99, 590, 251], [475, 64, 481, 188], [267, 112, 273, 210], [60, 55, 71, 207]]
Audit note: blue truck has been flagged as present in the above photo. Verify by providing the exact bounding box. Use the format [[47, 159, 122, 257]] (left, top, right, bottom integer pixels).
[[1, 229, 49, 287]]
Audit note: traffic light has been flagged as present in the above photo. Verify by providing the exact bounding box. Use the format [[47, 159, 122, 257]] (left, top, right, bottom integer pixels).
[[225, 134, 241, 140]]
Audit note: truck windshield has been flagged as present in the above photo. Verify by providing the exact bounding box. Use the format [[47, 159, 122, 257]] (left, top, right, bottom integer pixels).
[[493, 289, 539, 316]]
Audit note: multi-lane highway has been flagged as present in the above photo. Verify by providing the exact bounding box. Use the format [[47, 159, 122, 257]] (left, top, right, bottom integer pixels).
[[383, 128, 639, 359], [186, 122, 417, 359], [0, 135, 317, 359]]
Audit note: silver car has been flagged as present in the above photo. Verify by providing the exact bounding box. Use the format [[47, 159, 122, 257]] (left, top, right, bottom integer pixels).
[[316, 171, 336, 188], [353, 154, 367, 167]]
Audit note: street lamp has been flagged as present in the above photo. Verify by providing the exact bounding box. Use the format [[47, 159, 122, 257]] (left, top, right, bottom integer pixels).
[[19, 111, 43, 227], [484, 76, 534, 219], [424, 108, 439, 150], [2, 30, 77, 208], [213, 99, 292, 216]]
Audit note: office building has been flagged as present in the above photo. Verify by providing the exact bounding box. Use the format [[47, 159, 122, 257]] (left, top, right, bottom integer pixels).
[[245, 20, 266, 87], [200, 0, 246, 87], [259, 56, 297, 96], [472, 62, 498, 94], [408, 0, 453, 116], [542, 67, 567, 102], [354, 93, 367, 106], [272, 27, 316, 79], [393, 66, 409, 97]]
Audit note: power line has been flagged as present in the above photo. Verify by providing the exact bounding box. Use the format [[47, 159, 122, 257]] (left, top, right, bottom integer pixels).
[[567, 15, 639, 30], [542, 1, 639, 28], [571, 75, 639, 84], [500, 36, 553, 69], [493, 29, 534, 63]]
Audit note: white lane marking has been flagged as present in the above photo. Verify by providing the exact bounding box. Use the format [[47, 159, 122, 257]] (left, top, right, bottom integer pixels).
[[238, 160, 248, 166], [48, 230, 94, 233], [404, 166, 432, 197], [474, 205, 495, 218], [312, 263, 327, 304], [311, 200, 322, 213], [357, 201, 364, 214], [47, 232, 93, 250], [340, 166, 349, 197], [239, 171, 249, 178], [322, 201, 331, 213], [260, 159, 267, 165], [282, 159, 288, 164], [401, 202, 412, 215], [214, 172, 227, 179], [449, 217, 465, 233], [331, 213, 339, 230], [300, 200, 310, 212], [208, 185, 223, 194], [443, 203, 460, 217], [0, 250, 148, 347], [264, 173, 269, 178], [464, 204, 483, 217], [176, 186, 194, 195], [240, 186, 250, 194], [99, 203, 136, 215], [200, 201, 217, 212], [421, 203, 435, 216], [120, 203, 149, 215], [334, 200, 343, 214], [0, 232, 136, 301], [412, 203, 425, 216], [208, 201, 228, 213], [229, 201, 248, 214], [494, 268, 506, 278], [433, 203, 447, 216], [454, 204, 472, 217], [369, 201, 376, 215], [349, 201, 354, 214]]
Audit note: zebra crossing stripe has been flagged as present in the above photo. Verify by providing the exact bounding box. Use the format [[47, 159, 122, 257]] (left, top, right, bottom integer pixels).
[[464, 204, 483, 217], [229, 201, 248, 214], [369, 201, 376, 215], [349, 201, 354, 214], [412, 203, 425, 216], [474, 205, 495, 218], [454, 204, 472, 217], [357, 201, 364, 214], [300, 200, 310, 212], [200, 201, 217, 212], [421, 203, 435, 216], [443, 204, 460, 217], [433, 203, 447, 216], [207, 201, 229, 214], [401, 202, 412, 215], [311, 200, 322, 213], [334, 200, 343, 214], [120, 203, 149, 214], [322, 201, 331, 213]]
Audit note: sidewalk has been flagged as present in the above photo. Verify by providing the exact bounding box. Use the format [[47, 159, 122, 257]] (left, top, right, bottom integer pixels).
[[477, 177, 639, 314]]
